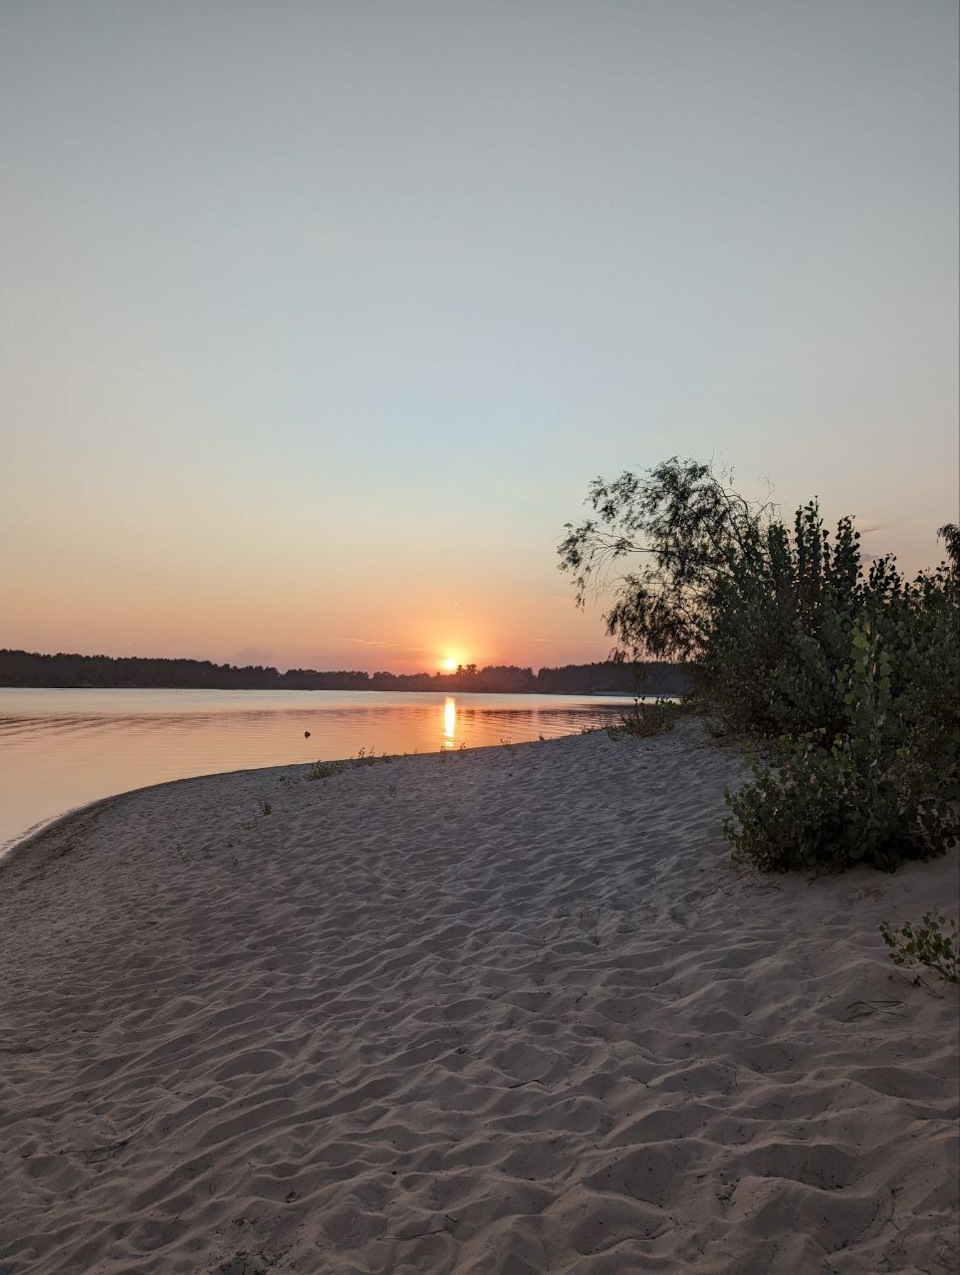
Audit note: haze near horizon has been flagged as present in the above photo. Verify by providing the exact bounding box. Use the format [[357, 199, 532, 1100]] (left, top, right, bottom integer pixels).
[[2, 1, 957, 673]]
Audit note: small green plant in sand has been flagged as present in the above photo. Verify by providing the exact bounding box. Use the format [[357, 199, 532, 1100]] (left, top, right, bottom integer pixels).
[[879, 912, 958, 983], [608, 698, 682, 740], [306, 759, 346, 781], [353, 746, 395, 768], [258, 800, 272, 817], [308, 748, 395, 780], [355, 745, 388, 767]]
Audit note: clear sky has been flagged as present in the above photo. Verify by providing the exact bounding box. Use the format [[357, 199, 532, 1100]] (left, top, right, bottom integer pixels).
[[2, 1, 957, 673]]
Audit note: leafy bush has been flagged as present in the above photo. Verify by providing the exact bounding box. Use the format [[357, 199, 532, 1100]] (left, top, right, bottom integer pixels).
[[724, 730, 958, 873], [609, 698, 682, 739], [724, 617, 959, 872], [880, 912, 959, 982], [698, 505, 866, 739], [889, 560, 960, 800]]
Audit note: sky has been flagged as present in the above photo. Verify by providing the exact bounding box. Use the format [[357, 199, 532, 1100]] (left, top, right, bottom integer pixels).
[[2, 1, 957, 673]]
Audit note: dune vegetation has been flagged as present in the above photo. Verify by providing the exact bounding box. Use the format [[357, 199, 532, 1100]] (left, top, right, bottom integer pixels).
[[560, 457, 959, 873]]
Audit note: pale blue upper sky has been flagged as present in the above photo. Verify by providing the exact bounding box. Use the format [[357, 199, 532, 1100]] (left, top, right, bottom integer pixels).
[[2, 1, 957, 670]]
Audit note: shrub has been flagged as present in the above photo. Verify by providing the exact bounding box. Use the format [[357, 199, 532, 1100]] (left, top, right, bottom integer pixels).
[[609, 698, 682, 739], [880, 912, 959, 982], [698, 506, 866, 739], [890, 559, 960, 799], [723, 610, 959, 872], [723, 730, 958, 873]]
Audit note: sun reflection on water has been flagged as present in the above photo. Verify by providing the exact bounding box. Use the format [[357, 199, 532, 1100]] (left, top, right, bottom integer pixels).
[[443, 696, 456, 743]]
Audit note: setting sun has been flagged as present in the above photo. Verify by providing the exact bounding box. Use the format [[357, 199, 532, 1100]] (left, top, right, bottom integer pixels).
[[442, 657, 459, 671]]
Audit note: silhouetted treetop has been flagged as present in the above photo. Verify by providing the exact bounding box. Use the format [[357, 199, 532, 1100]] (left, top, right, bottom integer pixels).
[[0, 649, 687, 696]]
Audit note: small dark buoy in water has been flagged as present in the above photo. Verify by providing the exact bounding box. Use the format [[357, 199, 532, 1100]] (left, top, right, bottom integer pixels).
[[304, 730, 311, 738]]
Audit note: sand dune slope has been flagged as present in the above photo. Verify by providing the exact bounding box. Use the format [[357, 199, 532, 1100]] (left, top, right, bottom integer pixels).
[[1, 719, 957, 1273]]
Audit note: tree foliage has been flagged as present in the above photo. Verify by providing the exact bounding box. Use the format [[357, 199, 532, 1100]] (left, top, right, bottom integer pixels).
[[558, 458, 774, 661]]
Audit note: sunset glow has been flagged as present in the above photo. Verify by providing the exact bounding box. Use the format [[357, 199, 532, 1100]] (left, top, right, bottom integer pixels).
[[0, 4, 955, 674]]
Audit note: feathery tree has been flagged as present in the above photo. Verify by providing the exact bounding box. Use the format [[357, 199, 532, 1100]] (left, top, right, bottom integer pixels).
[[557, 457, 774, 663]]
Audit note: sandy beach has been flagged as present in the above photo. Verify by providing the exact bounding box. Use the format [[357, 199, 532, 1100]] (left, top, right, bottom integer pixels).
[[1, 718, 957, 1274]]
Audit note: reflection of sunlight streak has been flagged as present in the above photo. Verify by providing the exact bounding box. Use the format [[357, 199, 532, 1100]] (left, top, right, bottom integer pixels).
[[443, 696, 456, 742]]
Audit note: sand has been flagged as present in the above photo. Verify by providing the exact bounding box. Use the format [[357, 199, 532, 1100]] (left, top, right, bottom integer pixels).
[[0, 718, 957, 1274]]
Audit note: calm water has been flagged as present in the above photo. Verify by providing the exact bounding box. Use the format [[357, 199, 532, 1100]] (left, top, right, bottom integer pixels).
[[0, 688, 639, 853]]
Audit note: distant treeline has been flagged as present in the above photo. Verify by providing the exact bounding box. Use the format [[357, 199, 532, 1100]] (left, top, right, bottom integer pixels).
[[0, 649, 688, 696]]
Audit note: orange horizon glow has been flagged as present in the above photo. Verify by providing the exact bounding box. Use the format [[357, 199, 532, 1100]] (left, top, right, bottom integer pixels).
[[2, 5, 957, 704]]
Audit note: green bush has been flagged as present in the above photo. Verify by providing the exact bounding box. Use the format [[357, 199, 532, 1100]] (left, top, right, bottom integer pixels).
[[880, 912, 959, 982], [890, 562, 960, 799], [714, 516, 958, 872], [724, 617, 959, 872], [724, 730, 957, 873], [609, 698, 682, 739]]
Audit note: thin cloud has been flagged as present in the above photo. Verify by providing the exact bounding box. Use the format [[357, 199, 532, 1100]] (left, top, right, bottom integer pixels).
[[853, 517, 887, 535], [341, 639, 435, 659]]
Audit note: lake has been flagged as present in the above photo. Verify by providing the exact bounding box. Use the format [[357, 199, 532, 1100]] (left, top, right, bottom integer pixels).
[[0, 687, 641, 854]]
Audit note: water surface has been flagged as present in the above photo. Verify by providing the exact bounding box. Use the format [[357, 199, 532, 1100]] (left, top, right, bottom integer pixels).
[[0, 688, 639, 853]]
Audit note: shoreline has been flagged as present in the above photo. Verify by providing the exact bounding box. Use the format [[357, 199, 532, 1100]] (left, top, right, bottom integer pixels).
[[0, 762, 303, 874], [0, 738, 554, 873], [1, 719, 956, 1273], [0, 686, 650, 695], [0, 689, 656, 856]]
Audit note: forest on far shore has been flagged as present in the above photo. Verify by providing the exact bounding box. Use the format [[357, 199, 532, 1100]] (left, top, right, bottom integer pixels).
[[0, 649, 688, 697]]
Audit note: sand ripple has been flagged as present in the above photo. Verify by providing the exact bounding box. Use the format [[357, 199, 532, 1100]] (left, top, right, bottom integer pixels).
[[1, 719, 957, 1272]]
